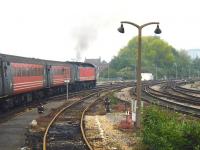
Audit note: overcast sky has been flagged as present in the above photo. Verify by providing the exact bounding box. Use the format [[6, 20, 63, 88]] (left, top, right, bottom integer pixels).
[[0, 0, 200, 62]]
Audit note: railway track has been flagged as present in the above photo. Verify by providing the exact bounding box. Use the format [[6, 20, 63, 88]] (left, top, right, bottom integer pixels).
[[0, 82, 131, 150], [147, 85, 200, 105], [0, 83, 119, 123], [175, 84, 200, 94], [142, 82, 200, 117], [43, 93, 97, 149], [42, 83, 128, 150]]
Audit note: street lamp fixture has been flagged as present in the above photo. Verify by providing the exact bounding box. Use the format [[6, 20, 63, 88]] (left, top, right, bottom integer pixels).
[[154, 25, 162, 34], [118, 24, 125, 33], [118, 21, 161, 129]]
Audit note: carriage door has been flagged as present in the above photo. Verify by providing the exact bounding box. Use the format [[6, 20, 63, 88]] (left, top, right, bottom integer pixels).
[[2, 61, 12, 95], [0, 60, 3, 96], [46, 65, 52, 88]]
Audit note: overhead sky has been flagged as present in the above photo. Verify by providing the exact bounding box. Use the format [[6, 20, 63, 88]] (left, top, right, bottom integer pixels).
[[0, 0, 200, 62]]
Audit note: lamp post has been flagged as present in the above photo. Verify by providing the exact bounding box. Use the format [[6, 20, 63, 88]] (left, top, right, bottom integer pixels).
[[108, 63, 110, 81], [64, 80, 70, 100], [118, 21, 161, 129], [174, 63, 177, 79], [154, 64, 158, 80], [188, 65, 191, 79]]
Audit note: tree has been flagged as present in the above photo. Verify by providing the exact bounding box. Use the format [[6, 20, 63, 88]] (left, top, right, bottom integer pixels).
[[100, 36, 192, 80]]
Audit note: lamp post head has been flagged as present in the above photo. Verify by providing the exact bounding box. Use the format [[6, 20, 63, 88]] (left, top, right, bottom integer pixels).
[[154, 25, 161, 34], [118, 23, 125, 33]]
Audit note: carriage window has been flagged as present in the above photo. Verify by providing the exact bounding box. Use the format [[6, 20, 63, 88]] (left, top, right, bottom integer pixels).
[[32, 68, 35, 76], [33, 68, 36, 76], [41, 68, 43, 75], [32, 68, 34, 76], [37, 68, 40, 76], [39, 68, 42, 75], [11, 68, 14, 76], [30, 68, 34, 76], [17, 68, 21, 76], [14, 68, 17, 76], [41, 68, 45, 75], [28, 68, 30, 76], [22, 68, 25, 76], [25, 68, 28, 76], [59, 69, 63, 75], [58, 69, 60, 75], [0, 65, 1, 77], [53, 68, 56, 75], [29, 68, 32, 76], [61, 69, 64, 74]]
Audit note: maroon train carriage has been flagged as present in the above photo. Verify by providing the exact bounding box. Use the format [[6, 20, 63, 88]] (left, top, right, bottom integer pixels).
[[11, 63, 45, 95], [0, 54, 47, 110], [45, 61, 71, 96], [0, 53, 96, 112]]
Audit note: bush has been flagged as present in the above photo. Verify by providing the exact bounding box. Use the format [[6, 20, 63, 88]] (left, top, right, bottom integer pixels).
[[108, 92, 118, 105], [142, 106, 200, 150], [181, 121, 200, 150]]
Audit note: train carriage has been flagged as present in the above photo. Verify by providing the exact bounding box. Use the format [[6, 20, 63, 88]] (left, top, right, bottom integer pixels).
[[11, 63, 45, 95], [0, 53, 96, 111], [0, 54, 46, 96], [45, 61, 71, 95], [0, 54, 47, 110]]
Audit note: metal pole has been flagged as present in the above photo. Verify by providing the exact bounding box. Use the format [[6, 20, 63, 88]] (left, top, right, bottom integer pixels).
[[174, 63, 177, 79], [67, 82, 68, 100], [119, 21, 160, 129], [108, 63, 109, 81], [189, 66, 191, 79], [182, 67, 184, 79], [156, 64, 157, 80], [136, 28, 142, 129]]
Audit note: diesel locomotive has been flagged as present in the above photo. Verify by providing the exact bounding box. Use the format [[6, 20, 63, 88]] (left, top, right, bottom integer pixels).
[[0, 53, 96, 111]]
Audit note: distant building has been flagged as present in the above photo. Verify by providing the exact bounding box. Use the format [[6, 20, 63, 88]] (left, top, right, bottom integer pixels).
[[84, 57, 109, 79], [187, 49, 200, 59], [141, 73, 153, 81]]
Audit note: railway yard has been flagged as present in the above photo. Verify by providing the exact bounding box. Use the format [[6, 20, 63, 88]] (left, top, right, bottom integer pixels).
[[0, 80, 199, 150], [2, 1, 200, 149]]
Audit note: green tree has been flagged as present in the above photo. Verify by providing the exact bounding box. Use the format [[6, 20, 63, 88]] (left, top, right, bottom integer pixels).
[[100, 36, 193, 80]]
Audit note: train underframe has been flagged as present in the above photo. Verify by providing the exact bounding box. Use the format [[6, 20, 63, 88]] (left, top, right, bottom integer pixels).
[[0, 80, 96, 112]]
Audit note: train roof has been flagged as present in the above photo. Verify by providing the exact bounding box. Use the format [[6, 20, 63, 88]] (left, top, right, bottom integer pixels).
[[67, 61, 95, 68], [0, 53, 46, 64], [0, 53, 70, 66], [0, 53, 95, 67]]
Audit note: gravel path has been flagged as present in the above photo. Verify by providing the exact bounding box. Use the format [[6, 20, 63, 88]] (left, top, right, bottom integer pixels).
[[85, 87, 138, 150]]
